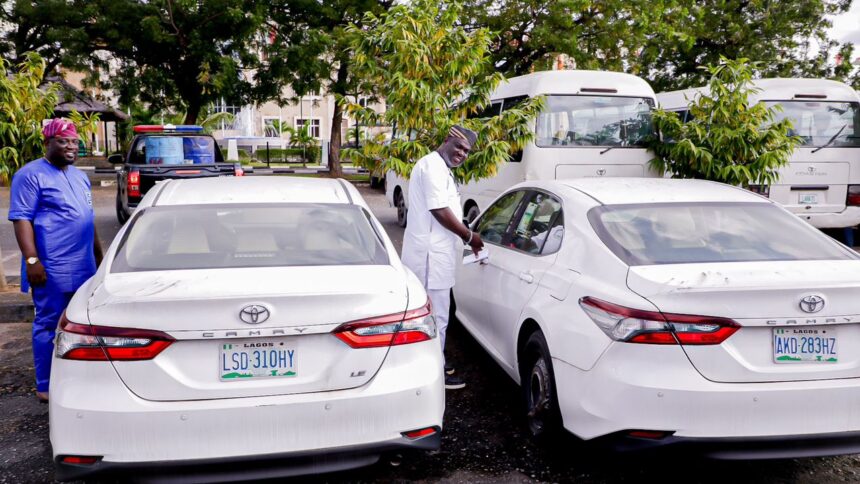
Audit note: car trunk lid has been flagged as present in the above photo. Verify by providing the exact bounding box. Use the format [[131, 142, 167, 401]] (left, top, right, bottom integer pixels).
[[87, 265, 410, 401], [627, 260, 860, 383]]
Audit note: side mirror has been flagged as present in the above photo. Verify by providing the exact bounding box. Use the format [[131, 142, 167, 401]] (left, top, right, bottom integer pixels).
[[108, 154, 124, 165]]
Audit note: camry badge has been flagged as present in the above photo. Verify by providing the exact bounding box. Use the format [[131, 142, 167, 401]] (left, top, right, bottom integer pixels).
[[799, 295, 825, 314], [239, 305, 270, 324]]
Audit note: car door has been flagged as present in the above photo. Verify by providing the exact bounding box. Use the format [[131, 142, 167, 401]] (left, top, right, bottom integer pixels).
[[486, 190, 564, 366], [455, 190, 528, 351]]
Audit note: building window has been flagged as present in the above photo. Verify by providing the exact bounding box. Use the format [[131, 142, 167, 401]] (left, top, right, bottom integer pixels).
[[295, 118, 321, 138]]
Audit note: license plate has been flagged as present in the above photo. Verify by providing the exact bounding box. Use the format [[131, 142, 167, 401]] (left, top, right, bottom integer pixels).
[[798, 193, 819, 205], [219, 339, 297, 380], [773, 327, 837, 363]]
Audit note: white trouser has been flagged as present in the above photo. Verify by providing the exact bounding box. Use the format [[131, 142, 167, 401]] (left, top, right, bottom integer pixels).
[[427, 288, 450, 360]]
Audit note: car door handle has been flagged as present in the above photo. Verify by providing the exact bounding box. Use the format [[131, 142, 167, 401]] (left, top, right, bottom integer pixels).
[[519, 271, 534, 284]]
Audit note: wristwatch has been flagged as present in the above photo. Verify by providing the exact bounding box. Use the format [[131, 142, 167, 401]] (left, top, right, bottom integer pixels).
[[26, 257, 39, 266]]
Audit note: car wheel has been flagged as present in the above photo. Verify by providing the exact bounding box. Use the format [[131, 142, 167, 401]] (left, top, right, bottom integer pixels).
[[116, 193, 129, 224], [395, 190, 407, 228], [465, 204, 480, 225], [521, 330, 562, 439]]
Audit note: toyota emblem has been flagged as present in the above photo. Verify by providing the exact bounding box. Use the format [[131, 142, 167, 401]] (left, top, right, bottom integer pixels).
[[239, 304, 270, 324], [798, 295, 825, 314], [596, 169, 607, 176]]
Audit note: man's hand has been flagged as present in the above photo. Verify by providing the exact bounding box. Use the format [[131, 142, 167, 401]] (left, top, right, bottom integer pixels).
[[26, 260, 47, 287], [466, 231, 484, 256]]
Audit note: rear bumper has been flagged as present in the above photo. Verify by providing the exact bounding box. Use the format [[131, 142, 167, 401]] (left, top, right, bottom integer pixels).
[[594, 430, 860, 460], [793, 206, 860, 228], [554, 343, 860, 455], [50, 342, 444, 481], [55, 433, 440, 482]]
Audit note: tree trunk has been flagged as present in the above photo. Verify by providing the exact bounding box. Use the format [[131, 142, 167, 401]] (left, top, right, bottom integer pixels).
[[183, 102, 201, 125], [328, 100, 344, 178], [328, 59, 350, 179]]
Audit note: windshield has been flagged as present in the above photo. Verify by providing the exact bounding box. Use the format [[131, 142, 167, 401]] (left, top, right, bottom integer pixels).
[[112, 204, 389, 272], [764, 101, 860, 147], [536, 95, 653, 148], [589, 202, 856, 266], [131, 136, 219, 164]]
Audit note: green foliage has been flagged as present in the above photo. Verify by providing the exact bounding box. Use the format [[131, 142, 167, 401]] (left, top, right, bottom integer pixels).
[[638, 0, 856, 91], [0, 52, 58, 184], [68, 109, 101, 150], [80, 0, 267, 124], [284, 124, 320, 165], [344, 0, 543, 183], [648, 58, 802, 187]]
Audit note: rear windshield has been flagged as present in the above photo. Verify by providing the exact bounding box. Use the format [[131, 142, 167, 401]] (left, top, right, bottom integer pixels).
[[130, 136, 219, 165], [588, 202, 857, 265], [112, 204, 390, 272]]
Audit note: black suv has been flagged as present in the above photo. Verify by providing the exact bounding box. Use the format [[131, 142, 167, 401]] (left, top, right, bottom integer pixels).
[[110, 125, 243, 223]]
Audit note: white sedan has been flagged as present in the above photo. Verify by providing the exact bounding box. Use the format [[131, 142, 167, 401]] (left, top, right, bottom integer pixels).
[[455, 177, 860, 458], [50, 176, 443, 481]]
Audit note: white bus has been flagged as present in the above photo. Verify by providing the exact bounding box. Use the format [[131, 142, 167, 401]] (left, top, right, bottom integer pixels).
[[658, 79, 860, 230], [386, 70, 659, 226]]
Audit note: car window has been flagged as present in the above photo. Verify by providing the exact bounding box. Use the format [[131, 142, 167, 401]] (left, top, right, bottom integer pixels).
[[129, 136, 219, 165], [111, 204, 389, 272], [475, 191, 527, 245], [508, 191, 563, 255], [589, 202, 858, 265]]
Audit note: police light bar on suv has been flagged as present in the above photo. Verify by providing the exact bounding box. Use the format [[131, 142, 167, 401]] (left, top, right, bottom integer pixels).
[[133, 124, 204, 134]]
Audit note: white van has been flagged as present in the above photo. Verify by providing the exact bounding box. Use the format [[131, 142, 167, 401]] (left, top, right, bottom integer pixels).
[[658, 79, 860, 229], [386, 70, 659, 226]]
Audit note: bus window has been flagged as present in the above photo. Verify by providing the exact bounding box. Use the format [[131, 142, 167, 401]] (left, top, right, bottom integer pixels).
[[536, 95, 654, 148]]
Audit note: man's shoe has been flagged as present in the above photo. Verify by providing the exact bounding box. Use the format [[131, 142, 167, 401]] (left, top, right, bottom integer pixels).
[[444, 362, 455, 375], [36, 391, 48, 403], [445, 374, 465, 390]]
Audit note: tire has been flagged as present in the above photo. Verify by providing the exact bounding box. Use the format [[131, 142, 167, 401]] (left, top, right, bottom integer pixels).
[[521, 330, 562, 439], [116, 193, 129, 224], [465, 204, 480, 225], [395, 190, 407, 228]]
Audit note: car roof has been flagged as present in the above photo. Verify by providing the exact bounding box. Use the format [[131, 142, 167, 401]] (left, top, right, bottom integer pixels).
[[527, 178, 769, 205], [491, 70, 656, 101], [150, 176, 357, 206], [658, 78, 860, 109]]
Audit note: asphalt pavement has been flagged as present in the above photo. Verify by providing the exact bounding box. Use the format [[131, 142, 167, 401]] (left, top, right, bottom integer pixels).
[[4, 176, 860, 483]]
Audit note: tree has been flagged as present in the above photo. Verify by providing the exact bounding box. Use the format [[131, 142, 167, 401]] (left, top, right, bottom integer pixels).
[[284, 123, 319, 166], [648, 57, 801, 187], [462, 0, 674, 76], [80, 0, 267, 125], [0, 0, 92, 77], [261, 0, 393, 178], [344, 0, 543, 184], [68, 109, 100, 153], [639, 0, 856, 92], [0, 52, 58, 184]]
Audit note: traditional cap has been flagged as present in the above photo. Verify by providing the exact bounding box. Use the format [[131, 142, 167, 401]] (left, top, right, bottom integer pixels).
[[42, 118, 79, 139], [448, 125, 477, 147]]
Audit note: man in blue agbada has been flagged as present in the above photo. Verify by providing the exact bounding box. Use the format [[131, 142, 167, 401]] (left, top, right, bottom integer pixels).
[[8, 119, 104, 403]]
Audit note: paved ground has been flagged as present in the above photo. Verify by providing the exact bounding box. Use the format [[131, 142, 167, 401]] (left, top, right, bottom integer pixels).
[[4, 178, 860, 483]]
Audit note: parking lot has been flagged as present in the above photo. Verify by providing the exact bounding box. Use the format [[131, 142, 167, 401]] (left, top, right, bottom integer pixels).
[[4, 180, 860, 483]]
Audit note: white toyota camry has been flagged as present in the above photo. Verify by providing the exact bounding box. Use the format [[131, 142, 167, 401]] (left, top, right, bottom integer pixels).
[[50, 176, 443, 481], [454, 177, 860, 458]]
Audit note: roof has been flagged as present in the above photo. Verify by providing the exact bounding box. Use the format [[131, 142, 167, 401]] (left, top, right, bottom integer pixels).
[[492, 70, 656, 101], [151, 176, 356, 207], [46, 77, 129, 122], [543, 178, 767, 205], [658, 78, 860, 109]]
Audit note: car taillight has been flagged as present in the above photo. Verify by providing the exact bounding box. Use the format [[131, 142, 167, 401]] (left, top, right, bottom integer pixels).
[[55, 313, 174, 361], [847, 186, 860, 206], [579, 297, 738, 345], [333, 300, 436, 348], [127, 171, 141, 198], [234, 166, 244, 177]]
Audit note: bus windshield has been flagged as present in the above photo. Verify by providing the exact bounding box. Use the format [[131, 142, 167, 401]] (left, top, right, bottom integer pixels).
[[764, 101, 860, 148], [536, 95, 653, 148]]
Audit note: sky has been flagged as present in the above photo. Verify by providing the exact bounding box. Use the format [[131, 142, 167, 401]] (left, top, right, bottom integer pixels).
[[829, 1, 860, 60]]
